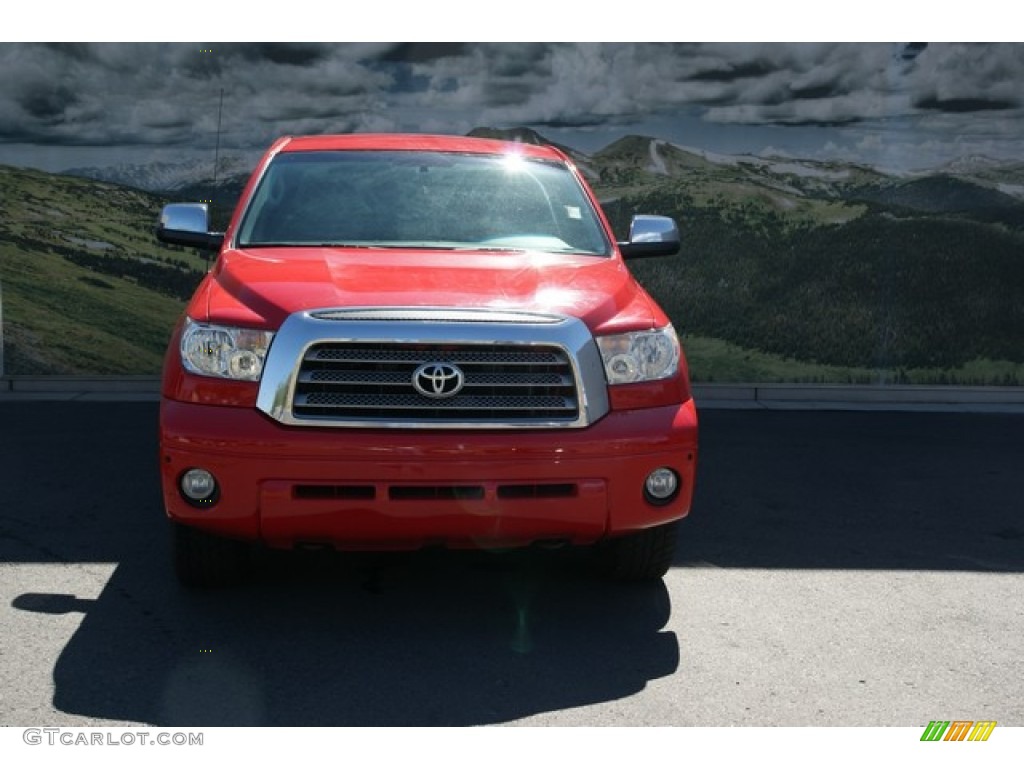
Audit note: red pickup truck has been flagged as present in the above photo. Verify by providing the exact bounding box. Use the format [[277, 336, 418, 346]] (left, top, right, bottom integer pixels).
[[156, 133, 698, 587]]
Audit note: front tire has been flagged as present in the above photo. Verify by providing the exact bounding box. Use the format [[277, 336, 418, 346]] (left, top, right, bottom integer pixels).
[[603, 521, 679, 581], [173, 522, 251, 588]]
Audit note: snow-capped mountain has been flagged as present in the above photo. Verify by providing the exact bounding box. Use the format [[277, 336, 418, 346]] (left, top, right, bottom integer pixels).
[[63, 155, 255, 193]]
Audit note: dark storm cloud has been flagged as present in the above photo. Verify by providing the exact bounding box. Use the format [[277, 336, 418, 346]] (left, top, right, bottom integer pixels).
[[17, 84, 78, 121], [266, 102, 368, 121], [233, 42, 333, 67], [412, 43, 658, 128], [901, 43, 929, 61], [379, 43, 469, 63], [908, 43, 1023, 118], [180, 52, 224, 80], [40, 42, 94, 62], [488, 44, 552, 79], [765, 116, 862, 128], [915, 96, 1019, 113], [789, 82, 841, 101], [482, 80, 538, 108], [530, 115, 615, 129], [688, 60, 779, 83], [180, 42, 337, 76], [418, 43, 556, 109], [141, 115, 194, 130]]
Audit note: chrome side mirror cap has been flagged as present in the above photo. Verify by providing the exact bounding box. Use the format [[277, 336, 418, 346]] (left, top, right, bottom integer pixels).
[[156, 203, 224, 251], [619, 214, 680, 259]]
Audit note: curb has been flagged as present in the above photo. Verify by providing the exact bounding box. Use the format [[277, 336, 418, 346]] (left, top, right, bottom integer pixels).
[[0, 376, 161, 402], [2, 377, 1024, 412], [1, 376, 161, 393], [692, 383, 1024, 408]]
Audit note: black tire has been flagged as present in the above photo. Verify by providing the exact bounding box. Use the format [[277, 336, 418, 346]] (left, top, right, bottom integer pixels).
[[173, 522, 251, 588], [603, 521, 679, 582]]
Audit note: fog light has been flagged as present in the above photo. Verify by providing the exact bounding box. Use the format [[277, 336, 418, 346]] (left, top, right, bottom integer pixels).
[[181, 469, 218, 504], [644, 468, 679, 504]]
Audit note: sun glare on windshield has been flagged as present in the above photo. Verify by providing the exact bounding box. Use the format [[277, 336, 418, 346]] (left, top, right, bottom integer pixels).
[[500, 152, 528, 173]]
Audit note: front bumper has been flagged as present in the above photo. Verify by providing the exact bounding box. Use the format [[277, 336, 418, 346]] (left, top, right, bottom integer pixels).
[[160, 398, 698, 550]]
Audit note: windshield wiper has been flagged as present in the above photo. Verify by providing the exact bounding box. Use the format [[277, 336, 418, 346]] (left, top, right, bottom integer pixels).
[[243, 241, 603, 256], [242, 242, 382, 249], [371, 244, 459, 251]]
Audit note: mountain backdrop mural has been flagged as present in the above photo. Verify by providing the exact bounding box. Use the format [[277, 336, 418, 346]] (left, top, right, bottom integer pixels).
[[1, 43, 1023, 383]]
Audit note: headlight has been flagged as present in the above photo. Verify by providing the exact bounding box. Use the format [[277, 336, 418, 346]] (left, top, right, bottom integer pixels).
[[180, 318, 274, 381], [596, 326, 680, 385]]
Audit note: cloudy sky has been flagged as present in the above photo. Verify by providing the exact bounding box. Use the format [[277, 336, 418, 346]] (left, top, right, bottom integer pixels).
[[2, 42, 1023, 174]]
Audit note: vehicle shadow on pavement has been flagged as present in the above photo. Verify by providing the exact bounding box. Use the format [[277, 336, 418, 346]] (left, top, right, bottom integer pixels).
[[18, 548, 678, 726], [3, 402, 677, 726]]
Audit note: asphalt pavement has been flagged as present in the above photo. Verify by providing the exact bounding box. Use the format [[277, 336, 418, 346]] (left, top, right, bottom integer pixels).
[[1, 402, 1021, 726]]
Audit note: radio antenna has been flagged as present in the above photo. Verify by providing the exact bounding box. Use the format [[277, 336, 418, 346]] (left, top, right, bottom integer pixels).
[[212, 87, 224, 186], [204, 87, 225, 268]]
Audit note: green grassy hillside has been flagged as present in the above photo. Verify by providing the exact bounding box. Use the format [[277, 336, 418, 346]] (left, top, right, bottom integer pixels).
[[0, 165, 205, 374], [608, 190, 1024, 383]]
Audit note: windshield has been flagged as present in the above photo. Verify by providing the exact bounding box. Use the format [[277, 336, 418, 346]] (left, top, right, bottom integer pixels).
[[235, 150, 611, 256]]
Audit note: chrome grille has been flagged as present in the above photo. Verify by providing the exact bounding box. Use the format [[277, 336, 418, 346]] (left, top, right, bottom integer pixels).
[[255, 309, 609, 429], [292, 342, 579, 423]]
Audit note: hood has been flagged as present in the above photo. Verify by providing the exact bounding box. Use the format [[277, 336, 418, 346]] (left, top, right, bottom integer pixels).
[[193, 247, 663, 333]]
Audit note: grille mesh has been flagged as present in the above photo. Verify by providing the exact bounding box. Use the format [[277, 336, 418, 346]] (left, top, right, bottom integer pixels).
[[292, 342, 579, 424]]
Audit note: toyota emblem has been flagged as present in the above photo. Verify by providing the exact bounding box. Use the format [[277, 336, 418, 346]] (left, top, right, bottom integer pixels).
[[412, 362, 465, 399]]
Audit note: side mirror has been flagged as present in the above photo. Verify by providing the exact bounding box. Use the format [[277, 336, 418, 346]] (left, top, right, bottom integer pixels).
[[618, 214, 680, 259], [155, 203, 224, 251]]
